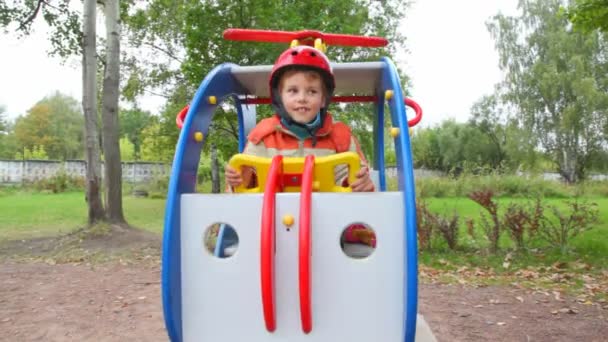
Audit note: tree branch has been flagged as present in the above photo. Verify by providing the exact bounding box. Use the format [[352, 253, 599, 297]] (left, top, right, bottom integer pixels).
[[18, 0, 43, 31], [143, 89, 170, 99], [144, 42, 183, 63]]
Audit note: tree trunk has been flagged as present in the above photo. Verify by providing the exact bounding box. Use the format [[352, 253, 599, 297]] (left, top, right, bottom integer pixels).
[[559, 148, 577, 184], [211, 144, 220, 194], [101, 0, 126, 223], [82, 0, 106, 224]]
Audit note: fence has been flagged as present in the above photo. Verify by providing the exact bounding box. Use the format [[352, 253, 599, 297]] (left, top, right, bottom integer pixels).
[[0, 160, 168, 184]]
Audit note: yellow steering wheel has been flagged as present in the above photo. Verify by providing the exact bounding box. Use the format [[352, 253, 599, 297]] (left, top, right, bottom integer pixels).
[[228, 152, 360, 193]]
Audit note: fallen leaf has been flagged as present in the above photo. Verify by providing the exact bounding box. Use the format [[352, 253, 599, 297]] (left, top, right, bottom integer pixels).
[[516, 296, 524, 303], [1, 318, 10, 323], [558, 308, 578, 314], [497, 322, 507, 326], [553, 291, 563, 302], [552, 261, 568, 270], [138, 296, 146, 300], [503, 261, 511, 269], [459, 312, 472, 318], [474, 305, 484, 308], [551, 310, 559, 315]]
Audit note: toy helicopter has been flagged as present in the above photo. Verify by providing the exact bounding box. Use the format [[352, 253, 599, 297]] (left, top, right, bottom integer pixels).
[[163, 28, 423, 342]]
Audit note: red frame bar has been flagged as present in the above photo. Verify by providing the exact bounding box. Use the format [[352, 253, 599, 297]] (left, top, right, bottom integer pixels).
[[298, 155, 314, 334], [223, 29, 388, 48], [241, 96, 377, 105], [260, 155, 283, 332], [176, 97, 423, 128], [241, 96, 424, 127]]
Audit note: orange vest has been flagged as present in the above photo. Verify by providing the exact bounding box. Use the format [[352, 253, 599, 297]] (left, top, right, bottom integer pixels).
[[247, 113, 353, 154]]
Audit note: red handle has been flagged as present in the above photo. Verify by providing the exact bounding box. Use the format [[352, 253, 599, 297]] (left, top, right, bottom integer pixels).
[[224, 28, 388, 47], [260, 155, 283, 332], [298, 155, 315, 334], [176, 105, 189, 129], [405, 98, 423, 127]]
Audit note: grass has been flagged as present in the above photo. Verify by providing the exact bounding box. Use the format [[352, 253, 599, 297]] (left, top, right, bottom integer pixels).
[[0, 191, 165, 241], [1, 189, 606, 268]]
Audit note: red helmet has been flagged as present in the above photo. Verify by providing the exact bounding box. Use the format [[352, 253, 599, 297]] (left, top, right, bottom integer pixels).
[[269, 46, 335, 100]]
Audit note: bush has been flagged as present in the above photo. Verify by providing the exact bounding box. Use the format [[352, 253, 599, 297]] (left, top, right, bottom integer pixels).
[[416, 199, 459, 250], [29, 171, 85, 193], [538, 200, 599, 254], [468, 190, 501, 253], [414, 173, 591, 198]]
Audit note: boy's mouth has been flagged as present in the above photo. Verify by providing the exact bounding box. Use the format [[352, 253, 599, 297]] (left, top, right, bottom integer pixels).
[[294, 107, 310, 113]]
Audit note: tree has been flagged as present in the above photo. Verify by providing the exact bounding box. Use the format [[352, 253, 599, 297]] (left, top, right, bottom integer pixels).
[[122, 0, 408, 168], [469, 95, 509, 170], [82, 0, 106, 223], [101, 0, 125, 223], [2, 1, 127, 224], [119, 108, 152, 160], [488, 0, 608, 183], [12, 93, 84, 160], [566, 0, 608, 33], [0, 106, 18, 159]]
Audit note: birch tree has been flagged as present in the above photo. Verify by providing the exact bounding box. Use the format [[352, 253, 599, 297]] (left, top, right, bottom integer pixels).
[[83, 0, 106, 222]]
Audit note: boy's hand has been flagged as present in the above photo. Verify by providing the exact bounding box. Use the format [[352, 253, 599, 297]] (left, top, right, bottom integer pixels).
[[225, 165, 243, 187], [351, 166, 374, 192]]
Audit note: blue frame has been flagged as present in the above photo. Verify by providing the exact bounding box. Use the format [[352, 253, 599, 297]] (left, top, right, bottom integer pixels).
[[161, 63, 246, 342], [161, 58, 418, 342], [379, 57, 419, 342]]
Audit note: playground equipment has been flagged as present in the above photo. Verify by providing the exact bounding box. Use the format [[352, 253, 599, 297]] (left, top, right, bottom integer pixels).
[[162, 29, 423, 341]]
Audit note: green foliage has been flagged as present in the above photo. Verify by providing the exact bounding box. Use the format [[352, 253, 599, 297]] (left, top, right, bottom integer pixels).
[[0, 0, 81, 57], [119, 137, 136, 161], [122, 0, 408, 163], [15, 145, 49, 160], [414, 174, 592, 198], [119, 108, 153, 160], [0, 106, 18, 159], [411, 119, 527, 174], [12, 92, 84, 160], [565, 0, 608, 33], [488, 0, 608, 183], [28, 171, 85, 193]]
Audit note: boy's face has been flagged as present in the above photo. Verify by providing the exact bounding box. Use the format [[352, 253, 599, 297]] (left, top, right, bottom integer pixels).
[[279, 71, 326, 124]]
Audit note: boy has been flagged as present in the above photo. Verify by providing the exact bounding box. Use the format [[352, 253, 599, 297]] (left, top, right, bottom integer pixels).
[[225, 45, 374, 192], [225, 44, 376, 251]]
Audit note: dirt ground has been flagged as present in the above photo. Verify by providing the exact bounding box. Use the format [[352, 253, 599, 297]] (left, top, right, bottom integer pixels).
[[0, 226, 607, 342], [0, 260, 605, 342]]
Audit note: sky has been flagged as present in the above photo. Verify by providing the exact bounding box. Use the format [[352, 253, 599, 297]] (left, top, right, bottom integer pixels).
[[0, 0, 519, 127]]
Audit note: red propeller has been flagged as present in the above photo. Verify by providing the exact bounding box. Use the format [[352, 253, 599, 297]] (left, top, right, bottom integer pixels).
[[223, 29, 388, 48]]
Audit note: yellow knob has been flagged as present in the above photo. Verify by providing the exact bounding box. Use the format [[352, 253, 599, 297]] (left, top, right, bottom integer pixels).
[[390, 127, 400, 138], [314, 38, 326, 53], [194, 131, 204, 142], [282, 214, 294, 227], [290, 39, 299, 48], [385, 90, 394, 101], [409, 127, 413, 137], [312, 181, 320, 191], [208, 96, 217, 105]]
